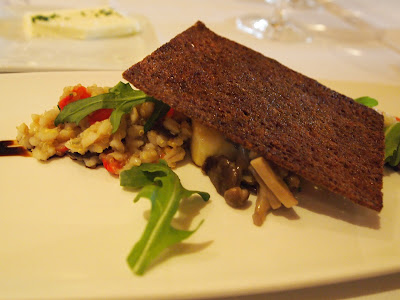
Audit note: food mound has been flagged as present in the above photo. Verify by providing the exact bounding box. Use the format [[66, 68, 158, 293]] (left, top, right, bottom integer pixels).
[[16, 84, 191, 174], [16, 21, 388, 230]]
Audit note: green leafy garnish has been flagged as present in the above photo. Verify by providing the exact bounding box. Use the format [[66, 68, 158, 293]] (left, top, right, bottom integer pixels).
[[54, 82, 167, 133], [385, 122, 400, 167], [354, 96, 379, 108], [98, 8, 115, 16], [354, 95, 400, 167], [143, 101, 171, 132], [120, 161, 210, 275]]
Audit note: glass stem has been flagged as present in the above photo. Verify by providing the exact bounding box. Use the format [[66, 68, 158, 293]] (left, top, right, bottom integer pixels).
[[271, 0, 287, 27]]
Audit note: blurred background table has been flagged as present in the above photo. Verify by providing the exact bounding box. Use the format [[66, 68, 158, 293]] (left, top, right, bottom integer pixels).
[[1, 0, 399, 299], [115, 0, 400, 86]]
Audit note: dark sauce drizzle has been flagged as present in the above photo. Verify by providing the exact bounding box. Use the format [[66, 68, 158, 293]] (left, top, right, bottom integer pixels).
[[0, 140, 31, 157]]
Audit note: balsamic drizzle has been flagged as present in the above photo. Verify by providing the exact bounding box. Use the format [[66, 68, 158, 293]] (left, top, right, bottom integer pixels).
[[0, 140, 31, 157]]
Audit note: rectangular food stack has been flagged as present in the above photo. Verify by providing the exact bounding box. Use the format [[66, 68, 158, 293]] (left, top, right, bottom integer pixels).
[[123, 21, 385, 211]]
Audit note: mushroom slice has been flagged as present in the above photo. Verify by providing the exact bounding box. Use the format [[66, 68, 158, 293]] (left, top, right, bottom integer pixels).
[[249, 166, 281, 210], [223, 186, 249, 208], [252, 180, 272, 226], [250, 157, 298, 208]]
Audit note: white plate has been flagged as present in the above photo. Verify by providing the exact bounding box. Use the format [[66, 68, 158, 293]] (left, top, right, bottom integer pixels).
[[0, 6, 159, 72], [0, 71, 399, 300]]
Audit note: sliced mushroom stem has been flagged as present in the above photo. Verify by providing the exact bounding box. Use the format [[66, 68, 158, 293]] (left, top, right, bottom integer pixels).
[[250, 157, 298, 208], [252, 183, 272, 226], [249, 166, 282, 210]]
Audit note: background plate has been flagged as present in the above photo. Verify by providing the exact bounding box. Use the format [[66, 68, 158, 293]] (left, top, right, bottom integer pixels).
[[0, 71, 399, 300], [0, 5, 159, 72]]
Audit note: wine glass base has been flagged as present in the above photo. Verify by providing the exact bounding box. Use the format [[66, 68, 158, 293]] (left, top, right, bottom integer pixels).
[[236, 15, 312, 43]]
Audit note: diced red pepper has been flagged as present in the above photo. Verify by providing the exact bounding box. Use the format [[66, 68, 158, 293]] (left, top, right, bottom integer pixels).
[[58, 94, 74, 110], [58, 85, 91, 111], [396, 116, 400, 122], [74, 85, 91, 99], [55, 144, 69, 156], [58, 85, 112, 124], [166, 108, 175, 118], [101, 154, 124, 175], [88, 108, 113, 125]]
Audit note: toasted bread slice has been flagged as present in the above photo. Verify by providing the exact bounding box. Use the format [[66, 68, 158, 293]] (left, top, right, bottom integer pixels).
[[123, 21, 384, 211]]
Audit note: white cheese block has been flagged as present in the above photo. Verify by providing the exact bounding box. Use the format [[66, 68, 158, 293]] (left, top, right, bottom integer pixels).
[[23, 7, 141, 39], [191, 120, 237, 167]]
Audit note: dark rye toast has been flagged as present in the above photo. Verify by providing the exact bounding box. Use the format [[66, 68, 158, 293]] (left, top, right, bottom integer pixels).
[[123, 21, 385, 211]]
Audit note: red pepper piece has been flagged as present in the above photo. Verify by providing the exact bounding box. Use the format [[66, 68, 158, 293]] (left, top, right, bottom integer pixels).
[[101, 154, 124, 175], [58, 85, 91, 110], [166, 108, 174, 118], [88, 109, 113, 125], [55, 145, 69, 156]]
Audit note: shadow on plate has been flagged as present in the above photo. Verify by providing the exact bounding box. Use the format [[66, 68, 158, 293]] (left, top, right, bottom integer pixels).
[[295, 179, 380, 230], [142, 193, 210, 231], [271, 206, 300, 221], [210, 271, 400, 300], [143, 194, 213, 272], [147, 240, 214, 273]]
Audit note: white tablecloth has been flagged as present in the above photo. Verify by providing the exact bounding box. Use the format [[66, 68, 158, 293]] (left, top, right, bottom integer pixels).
[[2, 0, 399, 299]]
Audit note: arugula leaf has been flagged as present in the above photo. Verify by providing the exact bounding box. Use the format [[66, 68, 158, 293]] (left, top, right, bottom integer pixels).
[[354, 95, 400, 167], [120, 160, 210, 275], [354, 96, 379, 108], [385, 122, 400, 167], [54, 82, 164, 133], [143, 100, 171, 132]]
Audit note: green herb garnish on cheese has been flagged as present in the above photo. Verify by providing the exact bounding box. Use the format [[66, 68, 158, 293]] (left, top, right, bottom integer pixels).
[[24, 7, 140, 39]]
